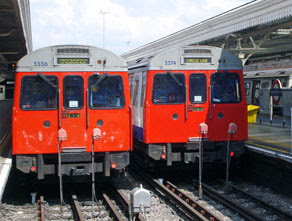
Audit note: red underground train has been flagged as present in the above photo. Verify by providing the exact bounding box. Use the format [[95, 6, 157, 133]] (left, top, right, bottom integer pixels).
[[13, 45, 132, 180], [127, 45, 248, 166]]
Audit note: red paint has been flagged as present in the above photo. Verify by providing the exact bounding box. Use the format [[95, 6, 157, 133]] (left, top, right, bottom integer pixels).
[[142, 70, 248, 144], [12, 72, 132, 155]]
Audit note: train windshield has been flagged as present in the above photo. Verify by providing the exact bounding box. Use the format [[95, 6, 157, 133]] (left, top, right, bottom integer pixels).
[[88, 74, 125, 108], [152, 73, 185, 104], [63, 76, 84, 109], [211, 72, 241, 103], [20, 76, 58, 110], [189, 74, 206, 103]]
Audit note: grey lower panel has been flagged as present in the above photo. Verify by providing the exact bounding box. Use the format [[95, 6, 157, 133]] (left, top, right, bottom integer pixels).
[[16, 151, 130, 179], [138, 141, 245, 163]]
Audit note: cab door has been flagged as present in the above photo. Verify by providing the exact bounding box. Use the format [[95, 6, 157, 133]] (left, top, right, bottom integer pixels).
[[13, 74, 59, 154], [207, 71, 247, 141], [146, 71, 187, 143], [60, 74, 87, 151]]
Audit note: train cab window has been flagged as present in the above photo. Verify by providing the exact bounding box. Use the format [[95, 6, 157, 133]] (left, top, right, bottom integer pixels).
[[152, 73, 185, 104], [20, 76, 58, 110], [88, 75, 125, 109], [189, 74, 206, 103], [63, 76, 84, 109], [211, 72, 241, 103]]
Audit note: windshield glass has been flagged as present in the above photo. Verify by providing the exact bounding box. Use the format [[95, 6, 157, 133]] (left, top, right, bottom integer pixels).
[[152, 73, 185, 104], [63, 76, 84, 109], [20, 76, 58, 110], [189, 74, 206, 103], [211, 72, 241, 103], [88, 75, 125, 108]]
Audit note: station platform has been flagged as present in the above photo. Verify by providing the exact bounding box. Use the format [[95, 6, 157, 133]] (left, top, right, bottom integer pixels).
[[0, 100, 13, 202], [247, 114, 292, 164], [0, 131, 12, 202]]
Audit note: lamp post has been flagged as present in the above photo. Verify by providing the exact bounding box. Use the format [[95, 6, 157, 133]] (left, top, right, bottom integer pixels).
[[124, 40, 131, 52], [99, 10, 110, 48]]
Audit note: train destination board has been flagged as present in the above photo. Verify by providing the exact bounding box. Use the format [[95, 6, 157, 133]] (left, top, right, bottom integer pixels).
[[57, 58, 90, 64], [184, 57, 211, 63]]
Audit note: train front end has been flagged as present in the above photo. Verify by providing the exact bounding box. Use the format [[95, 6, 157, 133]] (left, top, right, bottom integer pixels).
[[13, 45, 132, 179], [130, 46, 247, 165]]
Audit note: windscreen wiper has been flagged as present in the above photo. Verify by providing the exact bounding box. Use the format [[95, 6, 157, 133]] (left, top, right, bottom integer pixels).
[[92, 73, 108, 87], [37, 72, 57, 88], [167, 71, 183, 86]]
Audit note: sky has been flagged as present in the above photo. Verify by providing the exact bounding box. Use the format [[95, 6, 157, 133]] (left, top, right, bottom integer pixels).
[[30, 0, 252, 55]]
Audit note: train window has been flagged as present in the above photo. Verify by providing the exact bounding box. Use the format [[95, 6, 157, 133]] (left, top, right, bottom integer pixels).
[[244, 82, 251, 96], [88, 75, 125, 109], [152, 73, 185, 104], [128, 74, 134, 99], [189, 74, 206, 103], [133, 78, 140, 106], [211, 72, 241, 103], [261, 81, 270, 89], [63, 76, 84, 109], [20, 76, 58, 110], [140, 73, 146, 107]]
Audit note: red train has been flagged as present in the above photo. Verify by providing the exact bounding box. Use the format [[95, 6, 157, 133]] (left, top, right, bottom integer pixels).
[[13, 45, 132, 179], [127, 45, 247, 165]]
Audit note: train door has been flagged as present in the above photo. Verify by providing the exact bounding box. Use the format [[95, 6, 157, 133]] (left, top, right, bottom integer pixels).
[[208, 72, 247, 141], [252, 80, 260, 105], [187, 73, 208, 138], [244, 81, 252, 105], [132, 72, 143, 140], [87, 73, 130, 152], [0, 85, 5, 100], [60, 75, 87, 152], [146, 72, 187, 143]]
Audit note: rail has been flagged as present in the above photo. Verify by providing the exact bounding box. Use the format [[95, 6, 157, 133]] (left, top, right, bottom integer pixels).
[[131, 165, 221, 221], [71, 194, 85, 221]]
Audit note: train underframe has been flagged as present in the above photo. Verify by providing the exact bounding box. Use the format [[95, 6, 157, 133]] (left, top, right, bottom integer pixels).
[[133, 139, 245, 165], [15, 151, 129, 179]]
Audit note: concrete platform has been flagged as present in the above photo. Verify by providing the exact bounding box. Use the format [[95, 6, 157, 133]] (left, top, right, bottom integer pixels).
[[247, 114, 292, 164], [0, 100, 13, 202], [0, 130, 12, 202]]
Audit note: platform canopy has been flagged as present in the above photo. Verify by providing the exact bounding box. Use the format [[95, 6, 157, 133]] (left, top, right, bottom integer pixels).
[[122, 0, 292, 65], [0, 0, 32, 80]]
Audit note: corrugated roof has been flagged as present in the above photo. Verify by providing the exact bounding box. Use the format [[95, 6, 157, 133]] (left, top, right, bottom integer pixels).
[[122, 0, 292, 61]]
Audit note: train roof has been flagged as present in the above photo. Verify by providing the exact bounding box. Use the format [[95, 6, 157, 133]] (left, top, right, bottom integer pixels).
[[127, 45, 242, 71], [244, 68, 292, 79], [17, 45, 127, 72]]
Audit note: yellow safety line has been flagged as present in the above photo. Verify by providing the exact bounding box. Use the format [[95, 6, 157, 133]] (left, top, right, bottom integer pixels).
[[0, 130, 12, 155], [248, 135, 291, 149], [246, 140, 290, 154]]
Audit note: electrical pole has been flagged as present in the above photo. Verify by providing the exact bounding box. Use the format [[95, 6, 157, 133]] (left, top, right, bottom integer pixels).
[[124, 40, 131, 52], [99, 10, 110, 48]]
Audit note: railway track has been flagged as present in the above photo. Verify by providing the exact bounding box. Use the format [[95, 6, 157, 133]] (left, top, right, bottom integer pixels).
[[36, 183, 144, 221], [130, 164, 222, 221], [194, 180, 292, 221]]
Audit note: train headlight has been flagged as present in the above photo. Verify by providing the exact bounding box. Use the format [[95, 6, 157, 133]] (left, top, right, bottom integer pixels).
[[172, 113, 178, 120], [217, 112, 223, 119], [43, 120, 51, 128], [97, 119, 104, 127]]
